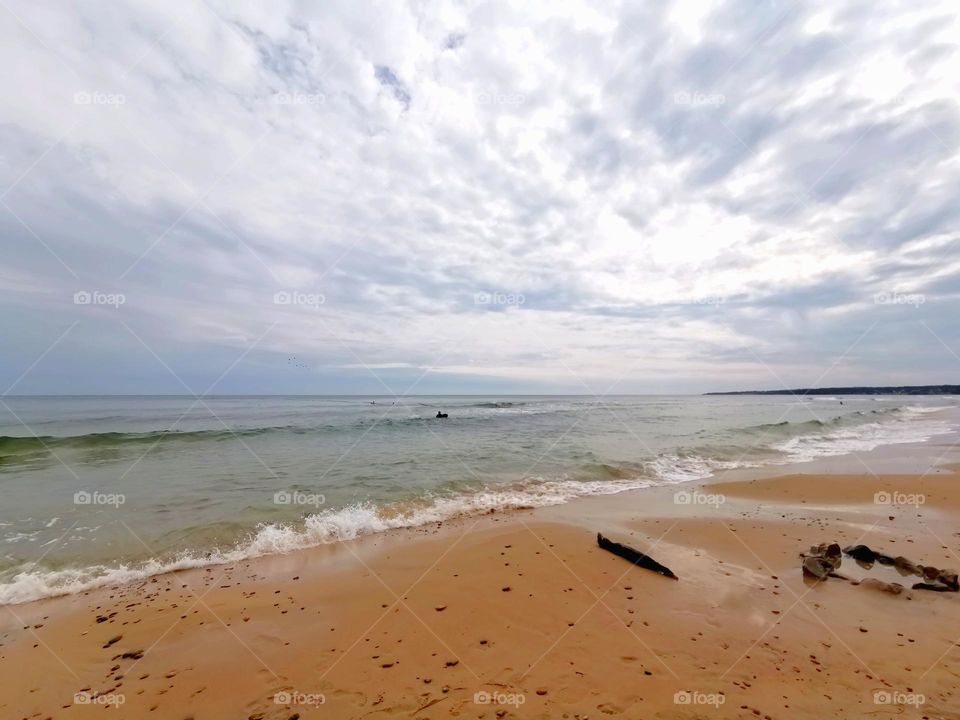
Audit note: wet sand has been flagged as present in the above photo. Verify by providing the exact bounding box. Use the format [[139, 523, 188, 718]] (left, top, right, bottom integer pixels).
[[2, 462, 960, 718]]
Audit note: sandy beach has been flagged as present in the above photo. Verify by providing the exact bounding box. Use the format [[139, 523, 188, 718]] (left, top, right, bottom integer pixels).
[[3, 443, 960, 719]]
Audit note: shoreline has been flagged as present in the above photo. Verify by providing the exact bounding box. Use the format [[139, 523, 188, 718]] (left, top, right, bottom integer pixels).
[[3, 430, 960, 717], [3, 406, 958, 608]]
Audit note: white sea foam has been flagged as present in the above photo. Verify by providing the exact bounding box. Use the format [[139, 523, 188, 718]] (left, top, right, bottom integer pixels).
[[773, 406, 954, 463]]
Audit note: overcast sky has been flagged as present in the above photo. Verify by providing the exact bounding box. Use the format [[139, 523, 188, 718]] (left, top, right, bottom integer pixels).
[[1, 0, 958, 395]]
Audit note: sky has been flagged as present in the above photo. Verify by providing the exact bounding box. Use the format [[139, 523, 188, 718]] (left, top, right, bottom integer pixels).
[[1, 0, 959, 395]]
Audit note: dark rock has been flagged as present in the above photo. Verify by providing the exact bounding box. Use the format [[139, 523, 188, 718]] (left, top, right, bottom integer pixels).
[[937, 570, 959, 590], [922, 566, 940, 581], [912, 582, 955, 592], [893, 557, 921, 575], [597, 533, 678, 579], [859, 578, 905, 595], [843, 545, 876, 563], [803, 556, 834, 580]]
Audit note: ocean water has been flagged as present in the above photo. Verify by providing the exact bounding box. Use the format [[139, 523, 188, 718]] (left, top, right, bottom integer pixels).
[[0, 395, 956, 604]]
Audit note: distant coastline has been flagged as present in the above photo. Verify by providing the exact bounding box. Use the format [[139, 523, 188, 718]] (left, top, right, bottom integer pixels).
[[705, 385, 960, 396]]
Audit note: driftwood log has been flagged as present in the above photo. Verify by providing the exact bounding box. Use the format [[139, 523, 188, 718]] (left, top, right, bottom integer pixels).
[[597, 533, 678, 580]]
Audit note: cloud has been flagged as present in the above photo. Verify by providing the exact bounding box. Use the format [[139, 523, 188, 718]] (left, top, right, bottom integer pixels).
[[0, 0, 959, 394]]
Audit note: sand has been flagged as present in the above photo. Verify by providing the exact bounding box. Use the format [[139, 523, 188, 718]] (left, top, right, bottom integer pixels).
[[3, 465, 960, 719]]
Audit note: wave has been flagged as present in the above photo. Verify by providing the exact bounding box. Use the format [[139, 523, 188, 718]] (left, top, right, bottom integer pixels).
[[0, 473, 657, 605], [469, 401, 526, 408], [735, 406, 917, 436], [0, 426, 293, 458], [771, 405, 954, 463]]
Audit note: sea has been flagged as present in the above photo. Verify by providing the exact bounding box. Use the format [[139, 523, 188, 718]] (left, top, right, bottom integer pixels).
[[1, 394, 956, 605]]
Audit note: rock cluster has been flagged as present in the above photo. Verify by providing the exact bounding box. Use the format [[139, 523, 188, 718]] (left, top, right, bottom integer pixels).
[[799, 542, 958, 594], [843, 544, 959, 591]]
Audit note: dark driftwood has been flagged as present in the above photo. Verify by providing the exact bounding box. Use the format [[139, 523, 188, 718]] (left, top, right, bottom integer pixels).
[[597, 533, 678, 579]]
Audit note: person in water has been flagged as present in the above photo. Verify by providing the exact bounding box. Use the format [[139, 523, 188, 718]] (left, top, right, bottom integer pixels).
[[436, 411, 448, 418]]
